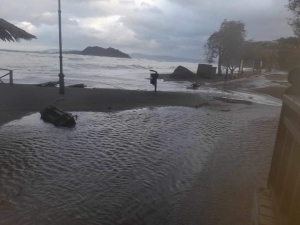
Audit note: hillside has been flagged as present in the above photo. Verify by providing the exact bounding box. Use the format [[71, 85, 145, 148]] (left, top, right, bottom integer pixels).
[[81, 46, 130, 58]]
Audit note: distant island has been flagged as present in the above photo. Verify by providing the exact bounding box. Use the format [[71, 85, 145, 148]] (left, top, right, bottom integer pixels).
[[64, 46, 131, 58]]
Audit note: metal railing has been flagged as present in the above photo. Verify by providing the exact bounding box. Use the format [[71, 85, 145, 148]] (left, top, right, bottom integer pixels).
[[267, 93, 300, 225], [0, 68, 13, 86]]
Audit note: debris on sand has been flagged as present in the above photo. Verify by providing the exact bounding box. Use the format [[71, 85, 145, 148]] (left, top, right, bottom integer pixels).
[[67, 84, 86, 88], [37, 81, 59, 87], [40, 99, 77, 127], [187, 82, 202, 90], [214, 97, 252, 105], [40, 106, 77, 127], [193, 102, 210, 108]]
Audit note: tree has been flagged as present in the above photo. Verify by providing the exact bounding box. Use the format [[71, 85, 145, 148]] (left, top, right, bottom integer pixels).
[[240, 41, 279, 72], [236, 37, 300, 72], [240, 40, 259, 71], [287, 0, 300, 36], [204, 20, 246, 75], [277, 37, 300, 70], [221, 20, 246, 77], [204, 31, 224, 75]]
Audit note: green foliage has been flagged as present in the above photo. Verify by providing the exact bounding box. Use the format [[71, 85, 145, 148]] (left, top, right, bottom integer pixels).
[[204, 20, 246, 75], [204, 31, 223, 64], [277, 37, 300, 70], [204, 14, 300, 73], [287, 0, 300, 36], [241, 38, 300, 71]]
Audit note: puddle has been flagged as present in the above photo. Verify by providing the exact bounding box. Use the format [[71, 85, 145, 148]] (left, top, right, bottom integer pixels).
[[0, 106, 280, 225]]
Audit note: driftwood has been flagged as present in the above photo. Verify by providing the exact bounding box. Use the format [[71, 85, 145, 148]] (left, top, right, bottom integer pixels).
[[37, 81, 59, 87], [187, 82, 201, 90], [67, 83, 86, 88]]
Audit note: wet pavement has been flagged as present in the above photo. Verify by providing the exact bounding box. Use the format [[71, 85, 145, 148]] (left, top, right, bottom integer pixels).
[[0, 103, 280, 225]]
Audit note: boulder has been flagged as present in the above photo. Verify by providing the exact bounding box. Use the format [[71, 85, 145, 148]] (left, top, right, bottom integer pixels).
[[170, 66, 196, 79]]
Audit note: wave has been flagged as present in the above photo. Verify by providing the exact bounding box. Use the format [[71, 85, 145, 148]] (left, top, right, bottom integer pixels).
[[67, 58, 85, 61], [98, 64, 149, 70]]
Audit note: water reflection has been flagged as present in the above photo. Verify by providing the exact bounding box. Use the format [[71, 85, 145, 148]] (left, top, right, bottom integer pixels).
[[0, 107, 231, 225]]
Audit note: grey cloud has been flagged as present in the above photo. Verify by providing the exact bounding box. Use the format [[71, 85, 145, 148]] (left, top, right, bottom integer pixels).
[[28, 13, 79, 27], [119, 0, 135, 4], [0, 0, 296, 58], [134, 6, 163, 14], [141, 2, 151, 7], [118, 0, 294, 58]]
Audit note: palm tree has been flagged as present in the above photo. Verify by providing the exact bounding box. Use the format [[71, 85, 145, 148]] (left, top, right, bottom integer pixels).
[[0, 18, 36, 85], [0, 18, 36, 42]]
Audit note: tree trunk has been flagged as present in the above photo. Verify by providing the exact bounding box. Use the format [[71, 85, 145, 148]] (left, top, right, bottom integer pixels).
[[218, 58, 222, 75], [226, 66, 229, 78], [225, 60, 229, 80]]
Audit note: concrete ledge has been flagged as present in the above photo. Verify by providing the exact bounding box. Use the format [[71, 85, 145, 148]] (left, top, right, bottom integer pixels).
[[283, 94, 300, 116], [252, 188, 278, 225]]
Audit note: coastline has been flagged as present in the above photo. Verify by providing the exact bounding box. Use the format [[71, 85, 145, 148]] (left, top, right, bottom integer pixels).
[[253, 86, 288, 100], [0, 84, 205, 126], [0, 71, 288, 126], [252, 73, 289, 99]]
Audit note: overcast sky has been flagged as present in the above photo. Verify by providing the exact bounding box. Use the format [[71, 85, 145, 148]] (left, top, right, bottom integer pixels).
[[0, 0, 295, 58]]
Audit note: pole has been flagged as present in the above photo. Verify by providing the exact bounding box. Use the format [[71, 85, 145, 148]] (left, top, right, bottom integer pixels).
[[9, 70, 13, 86], [238, 60, 244, 78], [58, 0, 65, 94]]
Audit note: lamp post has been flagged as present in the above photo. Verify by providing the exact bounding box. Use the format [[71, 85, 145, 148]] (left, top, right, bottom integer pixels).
[[58, 0, 65, 94]]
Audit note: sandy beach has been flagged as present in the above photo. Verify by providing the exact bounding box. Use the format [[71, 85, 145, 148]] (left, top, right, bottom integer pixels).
[[253, 73, 289, 99], [0, 84, 205, 126], [253, 86, 288, 99], [0, 70, 286, 126]]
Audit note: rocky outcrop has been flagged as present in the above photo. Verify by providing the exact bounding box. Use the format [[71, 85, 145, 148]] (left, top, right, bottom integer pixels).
[[170, 66, 196, 79], [81, 46, 131, 58]]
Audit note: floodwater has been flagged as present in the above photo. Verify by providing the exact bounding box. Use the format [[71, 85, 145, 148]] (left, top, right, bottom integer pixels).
[[0, 104, 280, 225]]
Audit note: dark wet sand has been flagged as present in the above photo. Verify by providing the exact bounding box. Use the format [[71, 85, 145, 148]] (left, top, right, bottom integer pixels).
[[0, 84, 205, 126], [175, 105, 279, 225], [253, 73, 289, 99], [264, 73, 287, 81], [0, 79, 282, 225], [160, 71, 255, 82], [253, 86, 288, 100]]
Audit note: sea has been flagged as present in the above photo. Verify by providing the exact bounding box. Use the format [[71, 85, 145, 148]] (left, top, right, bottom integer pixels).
[[0, 50, 282, 106], [0, 50, 196, 91]]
